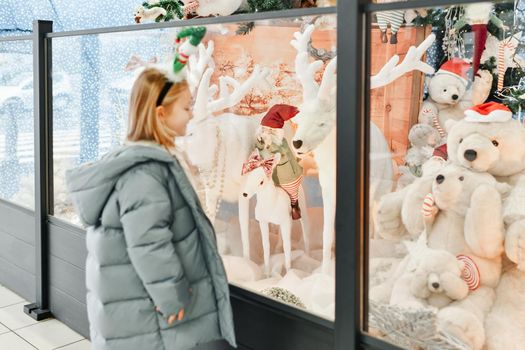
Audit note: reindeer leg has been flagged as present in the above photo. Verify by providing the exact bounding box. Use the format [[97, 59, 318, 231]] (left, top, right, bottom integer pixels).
[[298, 185, 310, 255], [281, 218, 293, 273], [321, 181, 336, 274], [238, 193, 251, 259], [259, 220, 271, 277]]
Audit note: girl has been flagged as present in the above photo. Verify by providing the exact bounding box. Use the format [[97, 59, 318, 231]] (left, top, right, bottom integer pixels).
[[65, 28, 236, 350]]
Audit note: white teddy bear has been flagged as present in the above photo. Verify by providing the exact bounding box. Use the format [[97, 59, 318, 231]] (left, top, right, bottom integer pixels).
[[404, 123, 442, 177], [378, 102, 525, 349], [377, 161, 508, 349], [418, 58, 493, 138], [445, 102, 525, 350], [388, 233, 469, 310]]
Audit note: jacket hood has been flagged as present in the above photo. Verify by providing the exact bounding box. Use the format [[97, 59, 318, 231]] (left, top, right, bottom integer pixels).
[[65, 143, 174, 227]]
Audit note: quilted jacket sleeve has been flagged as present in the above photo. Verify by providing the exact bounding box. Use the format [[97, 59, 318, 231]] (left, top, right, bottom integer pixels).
[[116, 164, 191, 317]]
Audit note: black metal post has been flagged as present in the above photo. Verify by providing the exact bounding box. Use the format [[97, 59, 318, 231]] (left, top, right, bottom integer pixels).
[[24, 19, 53, 321], [335, 0, 366, 349]]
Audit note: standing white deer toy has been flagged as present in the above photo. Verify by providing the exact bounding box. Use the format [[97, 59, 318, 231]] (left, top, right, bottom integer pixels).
[[177, 41, 273, 260], [290, 25, 436, 273], [241, 150, 310, 276]]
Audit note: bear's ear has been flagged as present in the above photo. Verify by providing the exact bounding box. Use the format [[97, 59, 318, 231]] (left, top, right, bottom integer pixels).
[[495, 182, 512, 195], [445, 119, 458, 133]]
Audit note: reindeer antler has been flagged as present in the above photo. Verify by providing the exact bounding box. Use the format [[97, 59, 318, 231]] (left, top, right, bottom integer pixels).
[[291, 24, 325, 102], [371, 33, 436, 89], [188, 41, 215, 95], [207, 65, 270, 114], [192, 64, 270, 122]]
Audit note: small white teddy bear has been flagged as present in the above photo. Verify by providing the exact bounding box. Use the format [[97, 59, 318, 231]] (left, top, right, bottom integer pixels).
[[390, 232, 469, 310], [405, 123, 442, 177]]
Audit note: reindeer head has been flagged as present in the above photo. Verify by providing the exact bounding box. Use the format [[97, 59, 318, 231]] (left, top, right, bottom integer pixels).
[[290, 25, 337, 154], [240, 150, 276, 199], [177, 40, 269, 170]]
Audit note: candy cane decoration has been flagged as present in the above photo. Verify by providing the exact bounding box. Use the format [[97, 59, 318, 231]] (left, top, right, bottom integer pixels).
[[498, 38, 517, 91], [457, 254, 481, 291], [422, 192, 438, 218]]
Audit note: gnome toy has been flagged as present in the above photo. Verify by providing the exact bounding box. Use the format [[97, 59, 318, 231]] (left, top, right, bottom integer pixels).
[[247, 104, 304, 220], [453, 2, 506, 76]]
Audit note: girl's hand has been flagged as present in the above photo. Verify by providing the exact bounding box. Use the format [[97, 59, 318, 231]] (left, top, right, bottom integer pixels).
[[155, 307, 185, 324]]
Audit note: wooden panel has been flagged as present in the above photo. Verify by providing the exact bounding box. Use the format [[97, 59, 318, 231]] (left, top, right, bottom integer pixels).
[[49, 221, 87, 270], [49, 255, 87, 304], [370, 25, 430, 165], [49, 286, 89, 338], [0, 199, 35, 245], [0, 255, 35, 302], [0, 229, 35, 274]]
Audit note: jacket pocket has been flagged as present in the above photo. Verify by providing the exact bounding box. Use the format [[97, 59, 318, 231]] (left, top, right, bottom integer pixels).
[[156, 276, 216, 330]]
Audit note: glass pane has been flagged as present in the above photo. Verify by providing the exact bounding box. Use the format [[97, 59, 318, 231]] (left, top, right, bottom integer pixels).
[[0, 40, 34, 209], [54, 14, 337, 320], [367, 1, 525, 349]]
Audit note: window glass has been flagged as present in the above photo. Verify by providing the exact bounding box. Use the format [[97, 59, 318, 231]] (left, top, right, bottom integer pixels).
[[0, 40, 34, 209], [54, 14, 337, 320], [367, 2, 525, 349]]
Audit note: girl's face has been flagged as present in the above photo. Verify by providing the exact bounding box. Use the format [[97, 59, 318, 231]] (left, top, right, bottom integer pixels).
[[157, 87, 193, 136]]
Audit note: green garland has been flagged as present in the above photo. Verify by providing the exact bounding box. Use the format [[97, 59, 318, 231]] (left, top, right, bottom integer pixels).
[[142, 0, 183, 21], [247, 0, 293, 12], [499, 86, 525, 115]]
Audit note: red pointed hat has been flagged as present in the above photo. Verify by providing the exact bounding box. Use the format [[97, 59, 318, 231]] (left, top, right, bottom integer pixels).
[[464, 102, 513, 123], [436, 58, 471, 86], [261, 104, 300, 129]]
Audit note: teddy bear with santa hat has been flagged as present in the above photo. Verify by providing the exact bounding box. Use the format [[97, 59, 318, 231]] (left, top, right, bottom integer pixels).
[[418, 58, 493, 139]]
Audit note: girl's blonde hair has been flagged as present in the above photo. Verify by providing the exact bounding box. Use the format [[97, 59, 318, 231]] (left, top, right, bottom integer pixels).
[[127, 67, 189, 148]]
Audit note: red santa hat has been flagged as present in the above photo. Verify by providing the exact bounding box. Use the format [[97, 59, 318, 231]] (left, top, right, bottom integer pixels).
[[435, 58, 471, 86], [464, 102, 513, 123], [261, 104, 300, 129]]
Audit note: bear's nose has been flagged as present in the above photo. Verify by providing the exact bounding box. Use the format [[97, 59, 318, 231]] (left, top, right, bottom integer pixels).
[[464, 149, 477, 161], [436, 174, 445, 184], [452, 94, 459, 100], [431, 282, 440, 289], [293, 140, 303, 149], [243, 193, 248, 198]]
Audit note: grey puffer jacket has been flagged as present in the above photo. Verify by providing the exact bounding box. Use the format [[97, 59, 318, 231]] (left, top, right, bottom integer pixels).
[[65, 143, 236, 350]]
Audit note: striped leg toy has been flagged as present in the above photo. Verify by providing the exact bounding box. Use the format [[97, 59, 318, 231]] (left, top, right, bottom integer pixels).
[[376, 10, 405, 44]]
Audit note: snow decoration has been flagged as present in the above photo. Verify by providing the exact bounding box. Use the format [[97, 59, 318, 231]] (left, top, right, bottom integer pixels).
[[261, 287, 307, 309], [369, 301, 471, 350]]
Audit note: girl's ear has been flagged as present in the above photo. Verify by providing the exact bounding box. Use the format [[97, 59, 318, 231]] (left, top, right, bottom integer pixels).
[[156, 105, 165, 120]]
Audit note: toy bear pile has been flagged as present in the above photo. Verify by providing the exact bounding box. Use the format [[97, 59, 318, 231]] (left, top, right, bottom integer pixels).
[[370, 4, 525, 349], [370, 46, 525, 350]]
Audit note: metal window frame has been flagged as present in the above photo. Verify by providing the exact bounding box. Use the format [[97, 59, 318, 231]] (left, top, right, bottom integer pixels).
[[24, 20, 53, 321], [0, 0, 500, 348]]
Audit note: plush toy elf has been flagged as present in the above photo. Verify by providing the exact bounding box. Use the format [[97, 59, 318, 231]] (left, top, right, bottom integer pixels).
[[171, 26, 207, 78], [243, 104, 304, 220], [453, 3, 506, 76]]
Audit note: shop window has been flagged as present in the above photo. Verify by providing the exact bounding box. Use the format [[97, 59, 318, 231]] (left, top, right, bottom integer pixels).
[[0, 40, 34, 209], [367, 1, 525, 349], [54, 14, 337, 320]]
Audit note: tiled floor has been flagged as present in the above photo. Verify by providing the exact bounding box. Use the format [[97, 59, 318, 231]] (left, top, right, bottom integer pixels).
[[0, 284, 91, 349]]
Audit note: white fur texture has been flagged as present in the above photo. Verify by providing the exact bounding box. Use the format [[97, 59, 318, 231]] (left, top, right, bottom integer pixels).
[[241, 166, 310, 276]]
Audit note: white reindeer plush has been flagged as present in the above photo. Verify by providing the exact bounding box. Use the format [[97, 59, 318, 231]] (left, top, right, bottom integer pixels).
[[290, 25, 436, 273], [241, 151, 310, 276], [177, 41, 272, 260]]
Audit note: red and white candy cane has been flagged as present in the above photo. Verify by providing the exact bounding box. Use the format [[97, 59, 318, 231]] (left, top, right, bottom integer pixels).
[[457, 254, 481, 291], [498, 39, 517, 91], [422, 192, 437, 218]]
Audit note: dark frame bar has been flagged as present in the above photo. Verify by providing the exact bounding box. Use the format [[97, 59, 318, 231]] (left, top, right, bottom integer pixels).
[[0, 35, 34, 42], [46, 7, 337, 38], [24, 20, 53, 321]]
